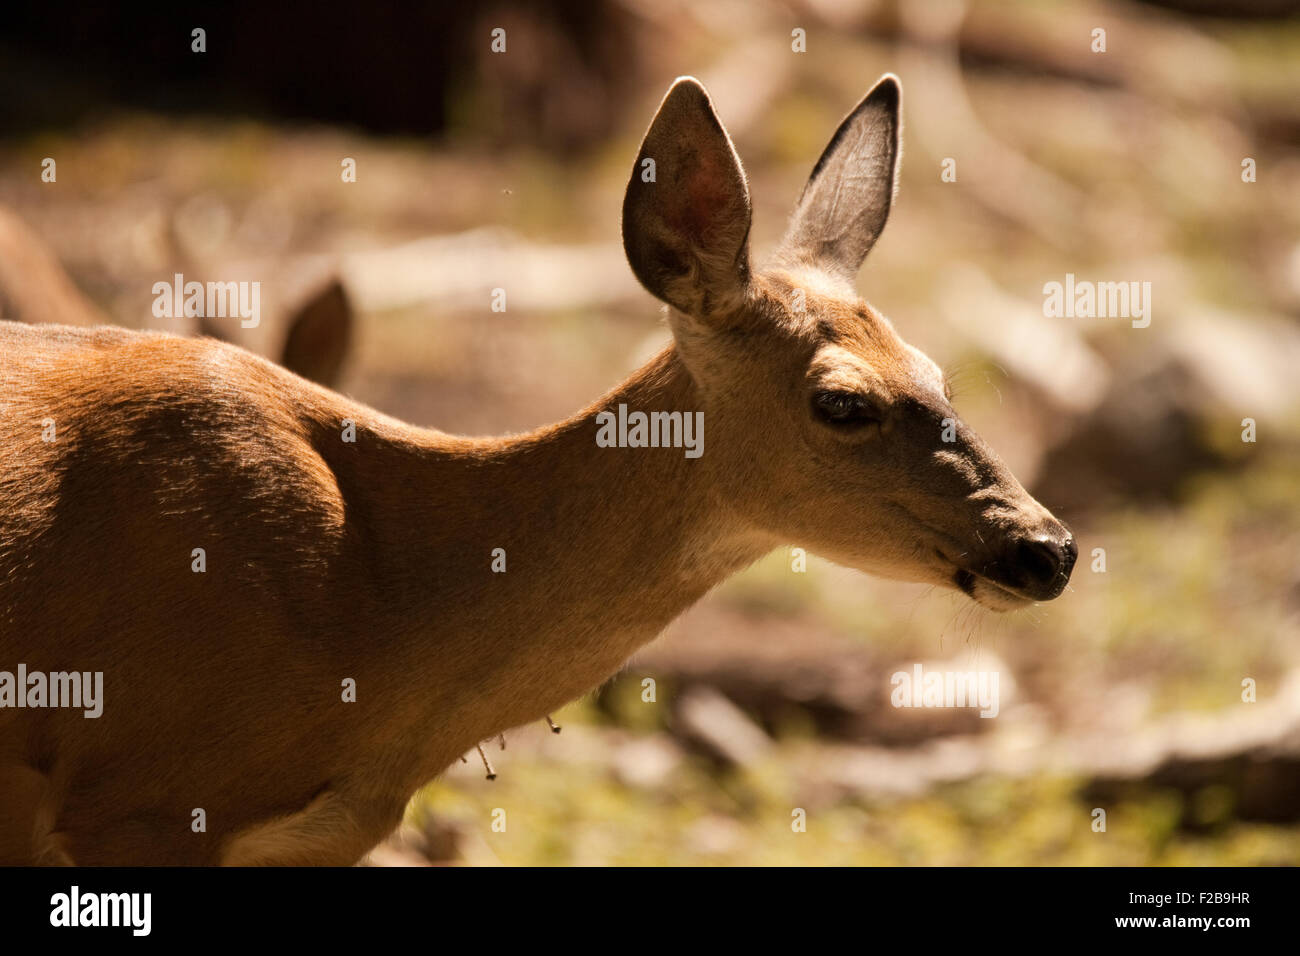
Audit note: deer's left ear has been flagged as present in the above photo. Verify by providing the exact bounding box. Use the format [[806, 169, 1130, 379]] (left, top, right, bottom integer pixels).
[[622, 77, 752, 320], [777, 74, 901, 281]]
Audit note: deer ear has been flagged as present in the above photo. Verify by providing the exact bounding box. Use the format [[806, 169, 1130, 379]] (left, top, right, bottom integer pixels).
[[622, 77, 752, 319], [777, 74, 901, 281], [279, 279, 353, 388]]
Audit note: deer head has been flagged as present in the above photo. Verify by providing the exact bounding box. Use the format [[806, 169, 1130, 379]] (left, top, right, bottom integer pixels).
[[622, 75, 1075, 610]]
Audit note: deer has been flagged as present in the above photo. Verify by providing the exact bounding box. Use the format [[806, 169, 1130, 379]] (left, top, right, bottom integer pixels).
[[0, 202, 354, 389], [0, 74, 1075, 865]]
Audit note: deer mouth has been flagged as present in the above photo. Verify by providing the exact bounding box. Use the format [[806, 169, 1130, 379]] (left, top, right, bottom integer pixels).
[[954, 568, 978, 595], [952, 567, 1034, 611]]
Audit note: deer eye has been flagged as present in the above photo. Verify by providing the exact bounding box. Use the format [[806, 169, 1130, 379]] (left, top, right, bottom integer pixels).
[[812, 390, 880, 428]]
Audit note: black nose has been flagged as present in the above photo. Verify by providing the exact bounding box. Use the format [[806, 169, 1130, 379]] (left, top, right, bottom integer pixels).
[[1003, 533, 1076, 600]]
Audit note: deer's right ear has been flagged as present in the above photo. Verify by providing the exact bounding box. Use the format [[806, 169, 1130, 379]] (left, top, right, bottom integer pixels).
[[622, 77, 752, 319]]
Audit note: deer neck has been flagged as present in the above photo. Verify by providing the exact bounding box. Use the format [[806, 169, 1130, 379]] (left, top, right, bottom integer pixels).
[[346, 346, 772, 759]]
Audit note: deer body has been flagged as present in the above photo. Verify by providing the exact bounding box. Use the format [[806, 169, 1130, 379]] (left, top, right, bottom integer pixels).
[[1, 75, 1075, 864], [0, 324, 766, 863]]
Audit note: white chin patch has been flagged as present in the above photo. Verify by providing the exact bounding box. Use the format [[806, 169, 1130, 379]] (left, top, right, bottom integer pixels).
[[969, 577, 1032, 612]]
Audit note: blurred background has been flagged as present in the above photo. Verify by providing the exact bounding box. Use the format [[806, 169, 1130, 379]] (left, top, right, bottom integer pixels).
[[2, 0, 1299, 865]]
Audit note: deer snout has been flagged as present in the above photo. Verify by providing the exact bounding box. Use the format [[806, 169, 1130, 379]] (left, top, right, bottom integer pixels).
[[998, 526, 1076, 600]]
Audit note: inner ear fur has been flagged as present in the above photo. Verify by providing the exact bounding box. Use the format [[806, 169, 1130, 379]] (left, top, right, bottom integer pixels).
[[776, 74, 901, 281]]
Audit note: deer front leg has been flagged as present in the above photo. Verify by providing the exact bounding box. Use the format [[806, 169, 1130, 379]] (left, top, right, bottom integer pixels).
[[220, 788, 381, 866], [0, 764, 76, 865]]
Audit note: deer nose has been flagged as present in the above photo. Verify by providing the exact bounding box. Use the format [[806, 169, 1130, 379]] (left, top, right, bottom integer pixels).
[[1004, 531, 1076, 600]]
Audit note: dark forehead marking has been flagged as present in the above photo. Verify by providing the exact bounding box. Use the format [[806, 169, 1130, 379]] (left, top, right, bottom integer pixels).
[[815, 303, 875, 341], [833, 301, 904, 352], [756, 270, 953, 399], [754, 270, 905, 362]]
